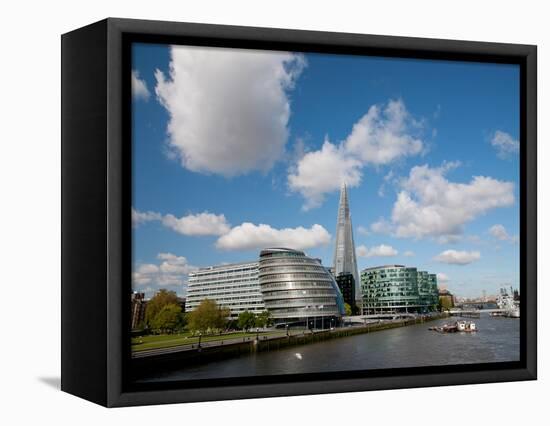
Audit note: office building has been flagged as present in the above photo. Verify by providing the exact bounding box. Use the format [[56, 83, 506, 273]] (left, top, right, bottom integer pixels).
[[417, 270, 439, 311], [130, 292, 147, 330], [335, 272, 356, 312], [361, 265, 439, 314], [259, 248, 345, 327], [186, 261, 265, 318], [438, 288, 455, 310]]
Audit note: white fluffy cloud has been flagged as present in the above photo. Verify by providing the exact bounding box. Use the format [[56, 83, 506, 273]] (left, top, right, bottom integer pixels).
[[434, 250, 480, 265], [491, 130, 519, 159], [288, 99, 425, 209], [372, 162, 515, 240], [344, 100, 423, 165], [488, 224, 518, 243], [404, 250, 415, 257], [132, 208, 161, 227], [288, 139, 363, 209], [215, 223, 330, 251], [155, 45, 305, 176], [162, 212, 230, 236], [133, 253, 197, 295], [132, 70, 150, 101], [356, 244, 398, 258], [132, 208, 230, 236]]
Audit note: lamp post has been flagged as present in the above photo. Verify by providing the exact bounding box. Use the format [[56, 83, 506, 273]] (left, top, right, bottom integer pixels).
[[198, 332, 202, 349], [256, 328, 260, 341], [286, 324, 289, 337]]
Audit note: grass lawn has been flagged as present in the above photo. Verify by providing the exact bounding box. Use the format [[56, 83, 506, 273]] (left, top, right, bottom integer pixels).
[[131, 331, 285, 352]]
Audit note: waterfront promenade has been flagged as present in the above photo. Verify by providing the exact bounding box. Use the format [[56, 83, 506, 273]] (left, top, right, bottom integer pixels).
[[131, 314, 446, 375]]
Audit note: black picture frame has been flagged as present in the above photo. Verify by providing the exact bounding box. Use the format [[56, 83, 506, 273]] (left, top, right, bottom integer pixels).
[[61, 17, 537, 407]]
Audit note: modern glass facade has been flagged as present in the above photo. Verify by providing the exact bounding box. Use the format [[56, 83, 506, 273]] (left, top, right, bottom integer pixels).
[[417, 270, 439, 311], [361, 265, 439, 314], [332, 183, 361, 304], [186, 261, 265, 318], [259, 248, 345, 325]]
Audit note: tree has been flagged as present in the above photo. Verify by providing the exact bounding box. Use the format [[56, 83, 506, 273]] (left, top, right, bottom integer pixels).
[[150, 303, 183, 333], [187, 299, 230, 334], [237, 311, 256, 331], [145, 289, 179, 326], [255, 310, 273, 328], [439, 296, 454, 311], [344, 303, 352, 316]]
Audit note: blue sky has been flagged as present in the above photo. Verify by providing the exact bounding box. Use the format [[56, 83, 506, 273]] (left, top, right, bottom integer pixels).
[[131, 42, 520, 299]]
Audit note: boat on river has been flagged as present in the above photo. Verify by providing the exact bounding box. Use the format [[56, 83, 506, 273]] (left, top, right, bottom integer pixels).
[[429, 320, 477, 333]]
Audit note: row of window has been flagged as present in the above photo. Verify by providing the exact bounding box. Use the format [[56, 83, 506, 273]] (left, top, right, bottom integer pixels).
[[187, 288, 261, 299], [187, 299, 265, 308], [189, 279, 260, 288], [259, 258, 312, 266], [189, 270, 258, 282], [259, 265, 325, 274], [260, 251, 304, 258], [269, 305, 340, 315], [188, 279, 258, 285], [266, 297, 339, 307], [262, 289, 338, 299], [260, 272, 333, 281]]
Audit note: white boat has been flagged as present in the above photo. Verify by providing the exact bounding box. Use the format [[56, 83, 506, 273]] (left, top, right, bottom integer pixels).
[[430, 320, 477, 333]]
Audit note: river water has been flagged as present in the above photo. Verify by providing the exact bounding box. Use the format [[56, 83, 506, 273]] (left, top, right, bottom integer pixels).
[[138, 314, 519, 382]]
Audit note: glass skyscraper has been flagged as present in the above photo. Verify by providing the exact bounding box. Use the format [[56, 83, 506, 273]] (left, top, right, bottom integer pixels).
[[332, 183, 361, 305]]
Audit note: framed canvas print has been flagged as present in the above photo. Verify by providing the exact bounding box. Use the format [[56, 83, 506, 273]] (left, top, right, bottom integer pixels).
[[61, 18, 537, 407]]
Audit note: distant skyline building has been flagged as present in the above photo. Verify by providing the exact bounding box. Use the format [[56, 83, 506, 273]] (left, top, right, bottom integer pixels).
[[130, 292, 147, 330], [335, 272, 356, 312], [332, 183, 361, 305], [186, 261, 265, 318]]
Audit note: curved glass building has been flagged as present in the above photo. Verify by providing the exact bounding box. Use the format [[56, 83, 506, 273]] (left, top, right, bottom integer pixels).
[[259, 248, 345, 327]]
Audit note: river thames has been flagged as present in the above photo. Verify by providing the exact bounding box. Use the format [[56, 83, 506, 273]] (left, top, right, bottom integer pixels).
[[137, 314, 520, 382]]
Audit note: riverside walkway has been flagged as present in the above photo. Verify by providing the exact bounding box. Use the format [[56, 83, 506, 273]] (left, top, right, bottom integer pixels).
[[132, 329, 308, 358], [132, 314, 443, 360]]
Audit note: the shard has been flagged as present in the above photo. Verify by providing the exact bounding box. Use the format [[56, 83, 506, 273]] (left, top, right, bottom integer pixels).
[[333, 183, 361, 305]]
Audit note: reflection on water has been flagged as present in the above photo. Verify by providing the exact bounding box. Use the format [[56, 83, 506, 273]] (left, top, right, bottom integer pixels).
[[137, 315, 520, 382]]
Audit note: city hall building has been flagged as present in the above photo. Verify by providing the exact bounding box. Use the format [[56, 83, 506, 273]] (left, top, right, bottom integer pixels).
[[259, 248, 345, 327], [186, 261, 265, 318], [186, 249, 345, 326], [361, 265, 439, 314]]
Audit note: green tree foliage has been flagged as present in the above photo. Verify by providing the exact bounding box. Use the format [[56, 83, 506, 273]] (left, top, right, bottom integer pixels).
[[145, 289, 179, 326], [344, 303, 352, 316], [150, 303, 183, 333], [255, 310, 273, 328], [187, 299, 230, 334], [237, 311, 257, 331], [439, 296, 454, 311]]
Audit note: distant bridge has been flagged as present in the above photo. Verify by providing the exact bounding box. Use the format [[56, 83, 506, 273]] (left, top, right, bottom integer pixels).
[[448, 308, 506, 315]]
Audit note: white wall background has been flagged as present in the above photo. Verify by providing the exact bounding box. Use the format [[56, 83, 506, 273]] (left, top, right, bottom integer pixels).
[[0, 0, 546, 423]]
